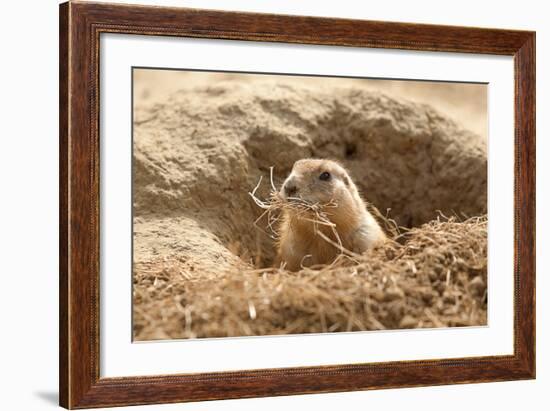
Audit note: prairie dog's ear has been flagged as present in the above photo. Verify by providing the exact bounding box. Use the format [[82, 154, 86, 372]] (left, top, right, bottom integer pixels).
[[343, 175, 351, 186]]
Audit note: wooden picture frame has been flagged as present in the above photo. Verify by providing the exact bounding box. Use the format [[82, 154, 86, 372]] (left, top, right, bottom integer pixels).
[[59, 1, 535, 408]]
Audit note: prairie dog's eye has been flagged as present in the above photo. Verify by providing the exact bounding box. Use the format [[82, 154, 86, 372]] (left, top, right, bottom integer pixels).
[[319, 171, 331, 181]]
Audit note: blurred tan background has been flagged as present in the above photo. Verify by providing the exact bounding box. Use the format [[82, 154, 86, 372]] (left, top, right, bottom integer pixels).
[[134, 69, 487, 139]]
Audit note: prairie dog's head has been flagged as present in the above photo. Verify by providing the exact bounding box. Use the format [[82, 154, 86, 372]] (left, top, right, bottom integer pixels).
[[279, 159, 358, 206]]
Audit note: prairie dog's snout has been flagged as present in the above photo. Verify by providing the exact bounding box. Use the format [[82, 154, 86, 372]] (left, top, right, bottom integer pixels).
[[277, 158, 387, 271], [282, 179, 298, 198]]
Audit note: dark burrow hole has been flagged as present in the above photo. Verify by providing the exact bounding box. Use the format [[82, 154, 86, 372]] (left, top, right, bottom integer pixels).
[[344, 142, 357, 159]]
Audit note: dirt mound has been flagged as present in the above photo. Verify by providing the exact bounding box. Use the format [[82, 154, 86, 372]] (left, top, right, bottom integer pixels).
[[132, 78, 487, 340], [133, 217, 487, 340]]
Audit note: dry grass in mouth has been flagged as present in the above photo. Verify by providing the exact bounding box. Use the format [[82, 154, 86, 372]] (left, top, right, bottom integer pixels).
[[248, 167, 358, 260], [133, 169, 488, 341]]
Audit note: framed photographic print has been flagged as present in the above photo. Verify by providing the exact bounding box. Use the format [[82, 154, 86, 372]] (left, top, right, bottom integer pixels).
[[59, 1, 535, 408]]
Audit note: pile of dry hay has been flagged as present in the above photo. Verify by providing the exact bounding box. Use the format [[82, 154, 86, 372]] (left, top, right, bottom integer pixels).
[[133, 212, 487, 341]]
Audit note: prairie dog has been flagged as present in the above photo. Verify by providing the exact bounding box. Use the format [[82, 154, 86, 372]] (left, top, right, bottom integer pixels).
[[277, 159, 386, 271]]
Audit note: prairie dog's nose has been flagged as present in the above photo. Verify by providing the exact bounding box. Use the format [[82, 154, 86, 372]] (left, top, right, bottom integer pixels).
[[284, 182, 298, 197]]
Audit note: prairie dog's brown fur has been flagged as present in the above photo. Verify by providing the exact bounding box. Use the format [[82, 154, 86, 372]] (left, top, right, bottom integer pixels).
[[277, 159, 386, 271]]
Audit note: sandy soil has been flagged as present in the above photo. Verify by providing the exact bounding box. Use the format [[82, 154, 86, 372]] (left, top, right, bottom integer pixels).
[[132, 70, 487, 341]]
